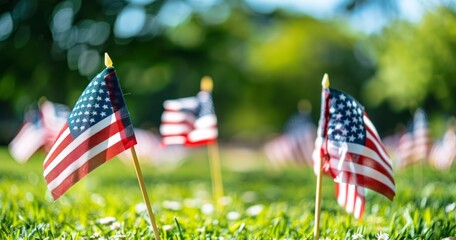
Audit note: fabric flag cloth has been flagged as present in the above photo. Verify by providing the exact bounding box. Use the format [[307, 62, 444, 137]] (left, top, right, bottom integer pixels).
[[335, 172, 365, 219], [429, 128, 456, 170], [314, 87, 396, 202], [43, 67, 136, 200], [160, 91, 217, 147], [9, 106, 46, 163], [40, 100, 70, 150], [264, 112, 316, 167]]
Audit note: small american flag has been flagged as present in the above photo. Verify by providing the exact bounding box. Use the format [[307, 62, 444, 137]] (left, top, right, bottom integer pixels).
[[314, 87, 396, 201], [160, 91, 217, 147], [40, 100, 70, 150], [43, 67, 136, 200], [429, 128, 456, 170], [9, 106, 46, 163], [264, 112, 316, 167]]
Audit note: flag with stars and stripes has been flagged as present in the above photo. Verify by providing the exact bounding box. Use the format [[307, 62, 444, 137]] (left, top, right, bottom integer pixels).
[[263, 112, 316, 168], [43, 67, 136, 200], [429, 128, 456, 170], [9, 105, 46, 163], [160, 91, 218, 147], [314, 87, 396, 202]]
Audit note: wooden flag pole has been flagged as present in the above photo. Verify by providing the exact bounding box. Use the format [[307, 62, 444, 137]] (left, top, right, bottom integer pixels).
[[314, 73, 330, 240], [105, 53, 161, 240], [130, 147, 161, 240], [201, 76, 224, 211]]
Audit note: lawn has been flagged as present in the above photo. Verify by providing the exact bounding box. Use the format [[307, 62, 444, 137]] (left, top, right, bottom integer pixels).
[[0, 147, 455, 239]]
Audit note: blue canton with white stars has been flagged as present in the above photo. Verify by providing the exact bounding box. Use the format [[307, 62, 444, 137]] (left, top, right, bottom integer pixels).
[[196, 91, 215, 118], [68, 69, 115, 137], [326, 89, 366, 145]]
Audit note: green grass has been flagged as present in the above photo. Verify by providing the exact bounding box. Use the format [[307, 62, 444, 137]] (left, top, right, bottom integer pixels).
[[0, 147, 455, 239]]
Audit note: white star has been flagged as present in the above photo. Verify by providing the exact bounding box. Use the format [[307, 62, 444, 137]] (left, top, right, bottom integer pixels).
[[337, 103, 345, 110], [91, 89, 96, 93], [100, 112, 107, 117], [105, 97, 110, 102], [92, 111, 97, 115], [328, 128, 334, 135], [346, 110, 352, 116], [352, 109, 357, 115], [335, 123, 343, 130], [342, 129, 348, 135], [97, 96, 102, 101], [84, 111, 90, 115], [339, 94, 346, 101], [357, 109, 362, 115], [346, 101, 352, 108], [89, 96, 94, 100], [81, 104, 85, 108], [87, 104, 92, 108], [335, 134, 341, 140], [78, 111, 83, 116], [330, 107, 336, 113], [82, 118, 88, 123], [76, 118, 80, 123], [94, 103, 100, 108], [343, 119, 350, 126], [99, 89, 104, 94], [101, 81, 106, 86], [335, 113, 343, 119], [348, 135, 355, 142], [102, 105, 108, 109], [83, 97, 88, 101], [351, 125, 358, 132], [94, 81, 99, 85], [73, 126, 78, 130], [90, 118, 95, 123], [357, 132, 364, 139]]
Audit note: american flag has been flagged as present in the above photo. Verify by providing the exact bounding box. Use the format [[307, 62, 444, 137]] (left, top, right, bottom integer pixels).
[[388, 109, 430, 169], [335, 172, 365, 219], [411, 109, 430, 162], [43, 67, 136, 200], [314, 88, 396, 201], [9, 106, 46, 163], [160, 91, 217, 147], [40, 100, 70, 150], [429, 128, 456, 170], [264, 112, 316, 167]]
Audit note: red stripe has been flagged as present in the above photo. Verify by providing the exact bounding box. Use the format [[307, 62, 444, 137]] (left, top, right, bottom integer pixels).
[[44, 124, 73, 169], [365, 124, 389, 158], [330, 168, 395, 200], [50, 140, 127, 199], [185, 138, 217, 147], [45, 119, 126, 183]]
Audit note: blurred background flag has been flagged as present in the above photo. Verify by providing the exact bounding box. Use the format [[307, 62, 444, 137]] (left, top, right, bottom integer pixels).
[[160, 91, 218, 147], [411, 108, 431, 163], [429, 126, 456, 170], [314, 87, 396, 201], [39, 100, 70, 150], [43, 65, 136, 200], [263, 102, 316, 168], [8, 105, 46, 163]]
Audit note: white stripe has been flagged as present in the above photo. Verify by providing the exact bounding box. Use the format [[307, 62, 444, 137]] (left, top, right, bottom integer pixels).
[[346, 184, 355, 213], [47, 132, 122, 191], [328, 138, 394, 178], [353, 194, 363, 219], [363, 116, 381, 139], [337, 182, 347, 206], [194, 115, 217, 128], [163, 97, 198, 111], [44, 114, 117, 176], [9, 123, 45, 163], [161, 111, 195, 123], [160, 124, 192, 135], [162, 136, 187, 145], [366, 132, 393, 170], [44, 128, 71, 166], [331, 159, 396, 193], [188, 128, 218, 143]]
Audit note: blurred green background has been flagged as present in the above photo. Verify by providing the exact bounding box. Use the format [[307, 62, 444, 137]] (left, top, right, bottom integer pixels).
[[1, 0, 456, 145]]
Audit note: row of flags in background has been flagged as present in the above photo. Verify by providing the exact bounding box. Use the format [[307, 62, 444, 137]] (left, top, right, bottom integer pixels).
[[263, 101, 456, 219], [7, 63, 455, 220]]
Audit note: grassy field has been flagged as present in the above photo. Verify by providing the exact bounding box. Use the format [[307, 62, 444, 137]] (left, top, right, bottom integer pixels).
[[0, 146, 455, 239]]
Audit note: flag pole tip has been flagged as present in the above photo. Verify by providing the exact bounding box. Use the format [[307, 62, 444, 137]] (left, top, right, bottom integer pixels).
[[38, 96, 47, 106], [201, 76, 213, 92], [322, 73, 330, 88], [104, 52, 113, 68]]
